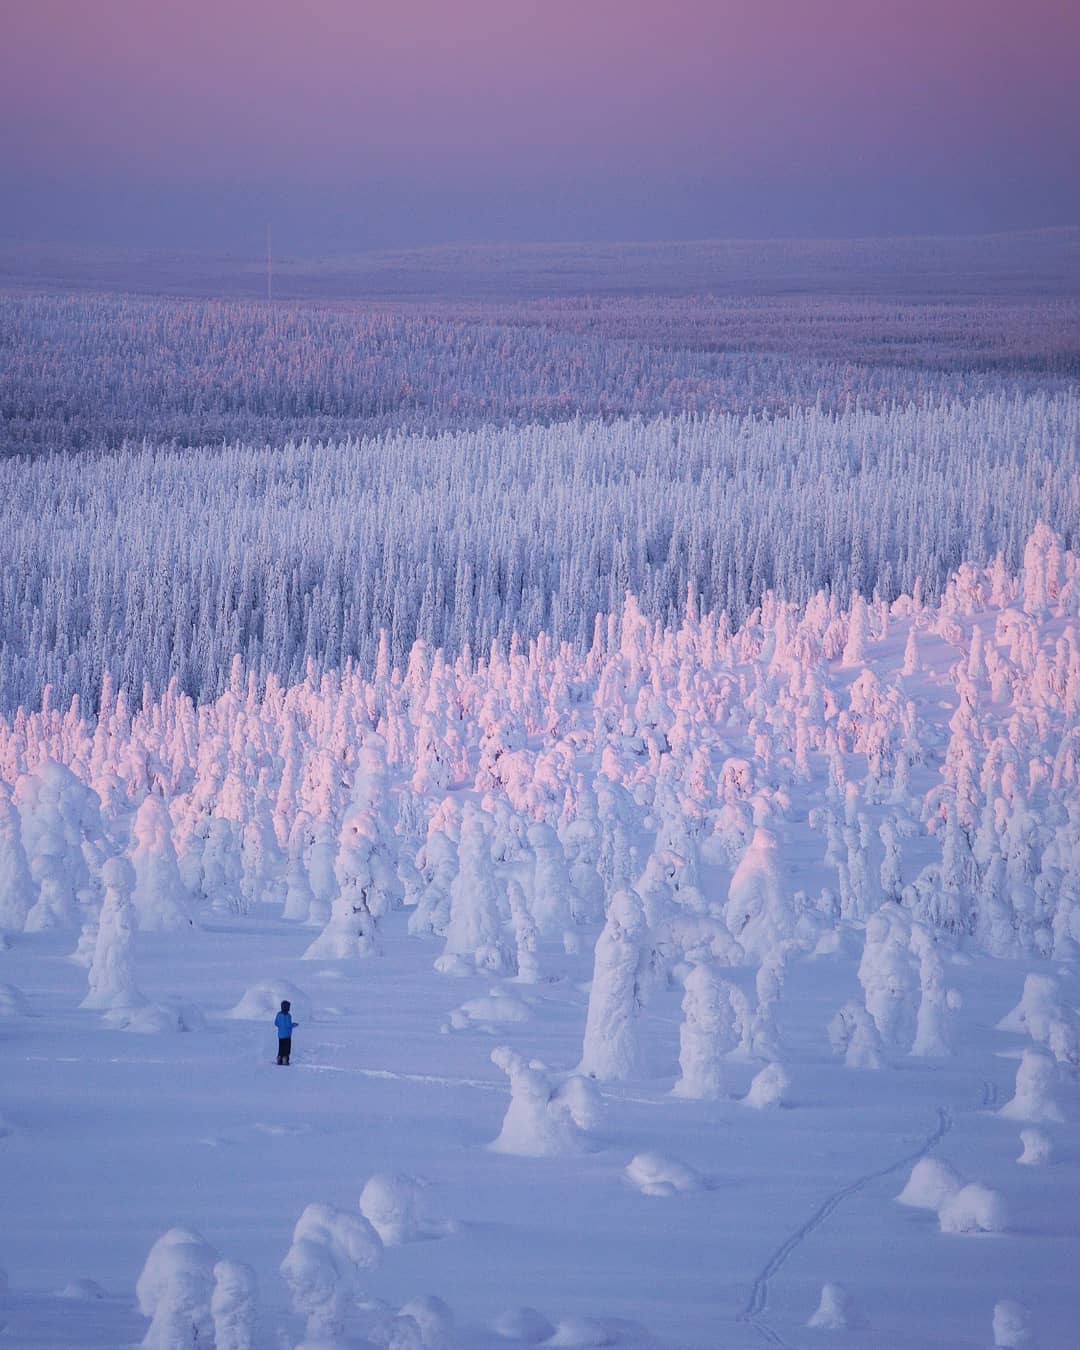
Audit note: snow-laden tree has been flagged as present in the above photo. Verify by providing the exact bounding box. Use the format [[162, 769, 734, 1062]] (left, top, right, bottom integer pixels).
[[490, 1045, 601, 1156], [280, 1201, 383, 1342], [857, 905, 917, 1049], [0, 784, 34, 931], [16, 761, 103, 932], [909, 925, 957, 1057], [437, 802, 511, 975], [305, 736, 402, 960], [672, 962, 739, 1099], [724, 827, 798, 961], [128, 794, 192, 932], [136, 1228, 218, 1350], [579, 888, 649, 1081], [82, 856, 144, 1011], [210, 1260, 258, 1350]]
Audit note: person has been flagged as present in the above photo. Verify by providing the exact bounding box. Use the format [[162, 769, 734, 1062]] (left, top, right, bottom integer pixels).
[[275, 999, 298, 1065]]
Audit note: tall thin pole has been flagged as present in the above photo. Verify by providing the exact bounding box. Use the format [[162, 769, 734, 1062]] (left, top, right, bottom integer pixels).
[[266, 223, 273, 302]]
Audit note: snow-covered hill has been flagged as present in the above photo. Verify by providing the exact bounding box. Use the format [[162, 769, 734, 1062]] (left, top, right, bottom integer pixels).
[[1, 527, 1078, 1347]]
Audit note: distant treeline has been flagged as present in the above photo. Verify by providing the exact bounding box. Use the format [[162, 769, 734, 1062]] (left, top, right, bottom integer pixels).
[[2, 290, 1078, 458]]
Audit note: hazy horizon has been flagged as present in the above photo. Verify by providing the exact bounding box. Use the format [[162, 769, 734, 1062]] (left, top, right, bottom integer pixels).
[[4, 0, 1078, 255]]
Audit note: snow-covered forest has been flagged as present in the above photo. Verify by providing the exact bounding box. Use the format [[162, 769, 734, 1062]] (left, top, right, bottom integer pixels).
[[2, 390, 1076, 712], [2, 253, 1080, 1347], [3, 287, 1078, 457], [3, 525, 1080, 1346]]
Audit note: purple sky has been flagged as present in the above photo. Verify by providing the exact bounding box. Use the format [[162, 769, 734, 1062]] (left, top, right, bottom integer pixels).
[[3, 0, 1078, 252]]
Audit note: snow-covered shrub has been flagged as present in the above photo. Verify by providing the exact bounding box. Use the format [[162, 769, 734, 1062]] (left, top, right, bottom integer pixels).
[[359, 1174, 454, 1246], [896, 1158, 963, 1211], [999, 1049, 1064, 1124], [1017, 1128, 1052, 1166], [938, 1183, 1007, 1235], [136, 1227, 218, 1350], [998, 974, 1080, 1068], [743, 1062, 790, 1109], [490, 1046, 599, 1156], [827, 1001, 884, 1070], [624, 1152, 702, 1197], [211, 1259, 258, 1350], [280, 1201, 383, 1342]]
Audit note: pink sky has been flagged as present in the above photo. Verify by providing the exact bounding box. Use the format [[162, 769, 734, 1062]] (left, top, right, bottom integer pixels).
[[3, 0, 1078, 248]]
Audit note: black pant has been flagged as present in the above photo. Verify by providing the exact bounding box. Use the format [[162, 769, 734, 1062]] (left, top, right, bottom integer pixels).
[[277, 1037, 292, 1064]]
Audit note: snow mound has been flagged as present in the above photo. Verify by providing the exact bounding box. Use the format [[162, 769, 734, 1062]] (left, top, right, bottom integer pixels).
[[938, 1183, 1008, 1235], [1017, 1128, 1052, 1166], [359, 1174, 455, 1246], [993, 1299, 1035, 1347], [743, 1062, 789, 1109], [105, 1001, 205, 1034], [0, 981, 31, 1017], [397, 1295, 455, 1349], [59, 1277, 105, 1300], [807, 1283, 863, 1330], [624, 1152, 702, 1197], [546, 1316, 615, 1346], [225, 979, 309, 1023], [897, 1158, 963, 1211], [447, 991, 531, 1032], [489, 1306, 556, 1342]]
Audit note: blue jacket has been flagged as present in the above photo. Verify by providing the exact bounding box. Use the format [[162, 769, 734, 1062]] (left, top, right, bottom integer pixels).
[[275, 1011, 294, 1039]]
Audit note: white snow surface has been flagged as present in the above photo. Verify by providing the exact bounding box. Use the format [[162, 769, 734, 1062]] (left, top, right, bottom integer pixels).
[[1, 538, 1079, 1346]]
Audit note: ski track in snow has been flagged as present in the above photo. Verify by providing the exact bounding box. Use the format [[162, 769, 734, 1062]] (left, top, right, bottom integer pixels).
[[736, 1104, 953, 1349], [299, 1060, 505, 1092]]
